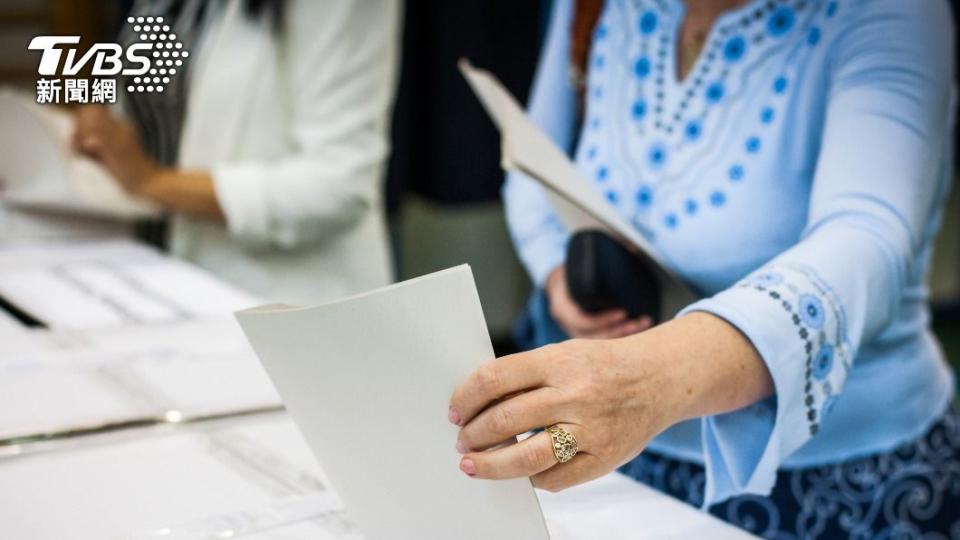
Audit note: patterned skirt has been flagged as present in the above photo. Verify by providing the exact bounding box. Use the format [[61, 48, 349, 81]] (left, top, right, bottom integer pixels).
[[619, 404, 960, 539]]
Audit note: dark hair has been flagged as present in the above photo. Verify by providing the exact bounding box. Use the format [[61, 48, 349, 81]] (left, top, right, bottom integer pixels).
[[243, 0, 284, 28]]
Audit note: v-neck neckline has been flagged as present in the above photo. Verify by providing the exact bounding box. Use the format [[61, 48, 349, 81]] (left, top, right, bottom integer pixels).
[[667, 0, 768, 88]]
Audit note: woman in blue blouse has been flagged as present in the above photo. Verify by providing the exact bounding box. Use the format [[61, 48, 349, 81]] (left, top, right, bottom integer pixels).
[[448, 0, 959, 536]]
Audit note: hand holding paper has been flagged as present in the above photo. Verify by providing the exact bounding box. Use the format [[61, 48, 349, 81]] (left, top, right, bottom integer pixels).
[[237, 266, 549, 540], [0, 91, 158, 220]]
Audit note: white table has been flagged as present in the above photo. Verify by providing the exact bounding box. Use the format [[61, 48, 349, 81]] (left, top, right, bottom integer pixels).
[[0, 239, 754, 539]]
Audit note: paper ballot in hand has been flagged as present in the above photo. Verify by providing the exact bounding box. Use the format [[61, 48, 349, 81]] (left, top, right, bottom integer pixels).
[[458, 60, 698, 319], [236, 266, 550, 540], [0, 90, 158, 220]]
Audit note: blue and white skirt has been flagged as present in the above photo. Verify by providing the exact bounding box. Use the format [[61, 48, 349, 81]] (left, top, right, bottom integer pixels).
[[619, 404, 960, 539]]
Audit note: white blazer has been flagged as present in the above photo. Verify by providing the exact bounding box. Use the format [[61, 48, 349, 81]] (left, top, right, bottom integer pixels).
[[172, 0, 398, 304]]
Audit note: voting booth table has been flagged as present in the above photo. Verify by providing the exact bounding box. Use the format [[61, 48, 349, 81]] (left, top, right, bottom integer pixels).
[[0, 78, 753, 539], [0, 233, 755, 539]]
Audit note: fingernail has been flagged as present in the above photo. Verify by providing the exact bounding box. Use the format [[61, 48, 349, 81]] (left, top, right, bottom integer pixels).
[[455, 439, 467, 454], [460, 458, 476, 476], [448, 407, 461, 426]]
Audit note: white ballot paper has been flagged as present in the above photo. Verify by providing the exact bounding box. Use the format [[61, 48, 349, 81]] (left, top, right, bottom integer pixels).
[[458, 60, 698, 319], [0, 90, 158, 220], [0, 239, 259, 329], [236, 266, 550, 540]]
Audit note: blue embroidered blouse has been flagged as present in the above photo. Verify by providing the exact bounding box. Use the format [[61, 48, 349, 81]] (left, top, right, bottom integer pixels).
[[503, 0, 957, 505]]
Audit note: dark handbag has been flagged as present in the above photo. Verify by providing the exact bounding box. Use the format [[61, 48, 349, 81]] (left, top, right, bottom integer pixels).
[[564, 230, 661, 322]]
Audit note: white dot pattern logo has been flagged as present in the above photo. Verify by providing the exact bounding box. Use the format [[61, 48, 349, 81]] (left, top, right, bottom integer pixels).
[[125, 15, 186, 95]]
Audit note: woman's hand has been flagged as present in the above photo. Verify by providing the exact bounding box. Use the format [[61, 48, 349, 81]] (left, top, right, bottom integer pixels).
[[449, 312, 773, 492], [71, 106, 225, 221], [545, 266, 653, 339], [72, 106, 160, 194]]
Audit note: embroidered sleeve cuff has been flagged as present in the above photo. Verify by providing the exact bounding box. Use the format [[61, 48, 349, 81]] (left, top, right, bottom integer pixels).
[[678, 265, 852, 506]]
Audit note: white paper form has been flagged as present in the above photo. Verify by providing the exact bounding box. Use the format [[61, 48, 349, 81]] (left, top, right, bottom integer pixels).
[[458, 61, 698, 319], [0, 320, 281, 441], [0, 239, 259, 329], [538, 473, 756, 540], [0, 414, 344, 540], [134, 473, 758, 540], [0, 90, 159, 220], [236, 266, 550, 540], [0, 308, 23, 336]]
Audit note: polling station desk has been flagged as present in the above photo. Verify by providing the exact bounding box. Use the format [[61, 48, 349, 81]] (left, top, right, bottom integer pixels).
[[0, 238, 754, 539]]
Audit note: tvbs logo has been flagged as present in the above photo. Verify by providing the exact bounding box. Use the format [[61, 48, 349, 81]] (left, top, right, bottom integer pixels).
[[28, 16, 188, 105]]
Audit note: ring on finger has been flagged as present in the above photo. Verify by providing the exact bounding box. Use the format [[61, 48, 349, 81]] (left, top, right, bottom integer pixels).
[[545, 424, 579, 463]]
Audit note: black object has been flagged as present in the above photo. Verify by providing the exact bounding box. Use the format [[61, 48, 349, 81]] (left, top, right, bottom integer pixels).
[[0, 294, 45, 328], [385, 0, 546, 212], [564, 230, 661, 322]]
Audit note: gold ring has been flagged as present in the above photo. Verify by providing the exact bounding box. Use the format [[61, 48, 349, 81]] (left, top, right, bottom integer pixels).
[[546, 425, 579, 463]]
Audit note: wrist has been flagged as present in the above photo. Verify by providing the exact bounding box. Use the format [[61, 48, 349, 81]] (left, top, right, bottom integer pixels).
[[545, 266, 563, 294], [133, 165, 168, 197], [606, 328, 694, 433], [628, 312, 773, 422]]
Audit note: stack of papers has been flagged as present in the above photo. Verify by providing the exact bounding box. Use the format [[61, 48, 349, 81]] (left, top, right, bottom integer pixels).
[[0, 320, 281, 442], [0, 239, 259, 330], [0, 414, 341, 540]]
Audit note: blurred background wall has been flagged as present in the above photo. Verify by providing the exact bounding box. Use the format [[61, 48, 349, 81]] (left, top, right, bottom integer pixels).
[[1, 0, 958, 361]]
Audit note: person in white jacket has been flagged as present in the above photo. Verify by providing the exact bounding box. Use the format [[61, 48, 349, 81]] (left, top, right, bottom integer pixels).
[[72, 0, 399, 304]]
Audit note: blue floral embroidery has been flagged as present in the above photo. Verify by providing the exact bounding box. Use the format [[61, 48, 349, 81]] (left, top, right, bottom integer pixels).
[[773, 76, 789, 94], [636, 185, 653, 207], [826, 1, 838, 18], [813, 344, 834, 380], [736, 262, 852, 437], [648, 143, 668, 168], [634, 57, 651, 79], [706, 81, 725, 103], [606, 190, 619, 204], [589, 0, 823, 232], [750, 272, 784, 287], [664, 212, 678, 229], [709, 190, 726, 207], [632, 99, 647, 119], [761, 107, 775, 124], [798, 293, 825, 329], [822, 394, 838, 416], [639, 11, 658, 35], [723, 36, 747, 62], [596, 166, 609, 182], [767, 6, 796, 37]]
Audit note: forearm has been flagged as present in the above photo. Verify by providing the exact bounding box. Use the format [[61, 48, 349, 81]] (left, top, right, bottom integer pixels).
[[136, 169, 225, 222], [611, 311, 774, 425]]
